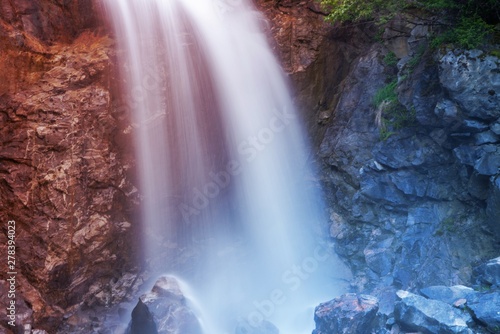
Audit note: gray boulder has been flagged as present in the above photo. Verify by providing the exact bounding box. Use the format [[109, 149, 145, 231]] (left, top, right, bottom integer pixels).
[[394, 290, 473, 333], [313, 293, 379, 334], [468, 292, 500, 331]]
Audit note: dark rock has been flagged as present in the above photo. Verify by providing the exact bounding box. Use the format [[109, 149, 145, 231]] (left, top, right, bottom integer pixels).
[[473, 257, 500, 287], [394, 290, 473, 333], [313, 293, 379, 334], [467, 172, 490, 200], [398, 54, 443, 127], [140, 276, 203, 334], [129, 299, 158, 334], [468, 292, 500, 331], [486, 177, 500, 238], [419, 285, 477, 305], [373, 132, 451, 169]]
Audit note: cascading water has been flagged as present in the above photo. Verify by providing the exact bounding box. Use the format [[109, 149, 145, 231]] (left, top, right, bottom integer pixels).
[[103, 0, 349, 332]]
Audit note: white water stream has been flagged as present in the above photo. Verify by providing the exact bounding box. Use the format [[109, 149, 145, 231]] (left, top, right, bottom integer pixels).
[[103, 0, 349, 332]]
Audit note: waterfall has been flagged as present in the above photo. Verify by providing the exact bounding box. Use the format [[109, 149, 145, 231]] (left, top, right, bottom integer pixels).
[[103, 0, 348, 332]]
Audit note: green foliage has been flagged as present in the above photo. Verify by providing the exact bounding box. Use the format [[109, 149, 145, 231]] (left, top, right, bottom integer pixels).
[[374, 80, 416, 140], [319, 0, 498, 49], [452, 15, 495, 49], [319, 0, 405, 23], [373, 80, 398, 107], [431, 15, 495, 49], [383, 51, 398, 66]]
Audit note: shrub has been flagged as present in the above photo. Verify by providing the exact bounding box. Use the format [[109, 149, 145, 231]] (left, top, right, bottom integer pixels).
[[319, 0, 498, 48]]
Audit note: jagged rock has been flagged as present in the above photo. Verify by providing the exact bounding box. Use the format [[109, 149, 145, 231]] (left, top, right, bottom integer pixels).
[[0, 3, 138, 331], [372, 132, 452, 169], [439, 50, 500, 121], [364, 237, 394, 276], [419, 285, 477, 305], [474, 146, 500, 175], [468, 292, 500, 331], [394, 290, 473, 333], [475, 131, 499, 145], [434, 99, 461, 125], [474, 257, 500, 287], [313, 293, 379, 334], [140, 276, 203, 334], [129, 299, 158, 334]]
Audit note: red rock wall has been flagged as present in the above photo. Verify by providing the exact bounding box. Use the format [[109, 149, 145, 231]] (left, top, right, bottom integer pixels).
[[0, 1, 138, 332]]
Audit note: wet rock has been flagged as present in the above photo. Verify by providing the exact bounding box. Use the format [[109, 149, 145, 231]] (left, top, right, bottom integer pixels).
[[419, 285, 477, 305], [468, 292, 500, 331], [394, 290, 473, 333], [474, 257, 500, 287], [129, 299, 158, 334], [140, 276, 203, 334], [313, 293, 379, 334]]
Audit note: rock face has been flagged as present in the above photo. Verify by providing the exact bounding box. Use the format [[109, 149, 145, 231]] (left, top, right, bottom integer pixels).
[[138, 276, 203, 334], [259, 2, 500, 332], [0, 1, 139, 332], [265, 5, 499, 294], [313, 293, 379, 334], [255, 0, 375, 147]]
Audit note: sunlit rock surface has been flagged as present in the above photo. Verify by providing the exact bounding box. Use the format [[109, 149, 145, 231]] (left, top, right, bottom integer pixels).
[[0, 1, 139, 332]]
